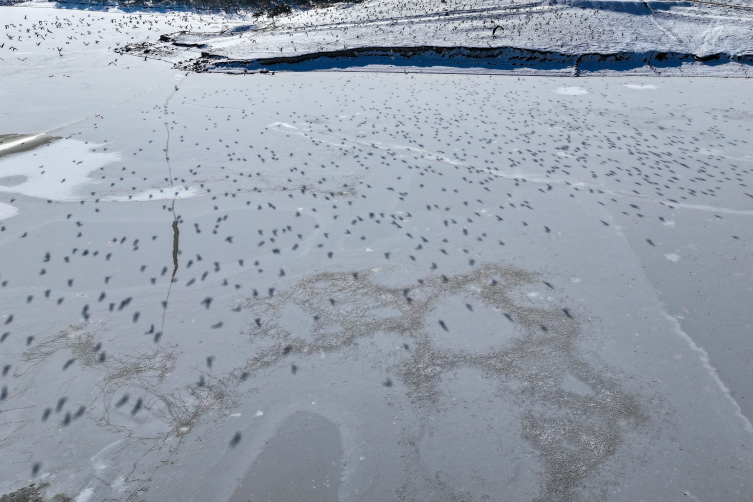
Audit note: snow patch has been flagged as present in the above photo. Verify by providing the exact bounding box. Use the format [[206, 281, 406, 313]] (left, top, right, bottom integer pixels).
[[0, 139, 118, 201], [105, 185, 200, 202], [0, 202, 18, 221], [556, 87, 589, 95], [75, 488, 94, 502], [662, 202, 753, 216]]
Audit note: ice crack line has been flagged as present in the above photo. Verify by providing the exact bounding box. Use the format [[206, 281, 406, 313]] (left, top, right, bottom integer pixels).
[[163, 74, 187, 187], [43, 78, 176, 137], [158, 74, 187, 348], [0, 80, 175, 155]]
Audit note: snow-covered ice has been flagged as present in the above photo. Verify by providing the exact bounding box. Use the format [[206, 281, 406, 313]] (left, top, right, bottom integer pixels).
[[119, 0, 753, 76], [0, 139, 119, 201]]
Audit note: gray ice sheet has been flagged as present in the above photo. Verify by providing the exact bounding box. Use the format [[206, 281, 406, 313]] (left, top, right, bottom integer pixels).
[[0, 9, 752, 501]]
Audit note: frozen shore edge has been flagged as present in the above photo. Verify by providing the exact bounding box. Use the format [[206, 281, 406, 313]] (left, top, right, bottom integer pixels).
[[119, 38, 753, 76]]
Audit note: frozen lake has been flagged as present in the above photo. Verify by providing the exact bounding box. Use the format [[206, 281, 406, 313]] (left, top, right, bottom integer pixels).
[[1, 3, 752, 502]]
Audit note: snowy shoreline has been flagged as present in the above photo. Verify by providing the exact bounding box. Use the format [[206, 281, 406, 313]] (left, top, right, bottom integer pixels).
[[114, 0, 753, 76], [149, 42, 753, 76]]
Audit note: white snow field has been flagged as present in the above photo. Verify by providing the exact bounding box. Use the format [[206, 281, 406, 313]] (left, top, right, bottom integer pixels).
[[1, 2, 753, 502]]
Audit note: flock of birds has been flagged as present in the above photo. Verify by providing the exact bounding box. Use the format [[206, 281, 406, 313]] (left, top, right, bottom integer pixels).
[[132, 0, 753, 73], [1, 8, 228, 68]]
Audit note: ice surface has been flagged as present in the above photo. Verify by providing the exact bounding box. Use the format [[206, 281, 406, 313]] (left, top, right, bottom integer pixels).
[[228, 411, 341, 502], [0, 3, 752, 502]]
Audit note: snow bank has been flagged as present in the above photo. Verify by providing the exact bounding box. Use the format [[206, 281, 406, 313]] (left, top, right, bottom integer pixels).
[[119, 0, 753, 75]]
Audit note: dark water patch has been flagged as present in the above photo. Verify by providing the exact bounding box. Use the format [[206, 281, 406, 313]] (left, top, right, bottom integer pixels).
[[21, 0, 351, 14], [557, 0, 694, 15], [157, 45, 753, 75], [0, 175, 28, 188]]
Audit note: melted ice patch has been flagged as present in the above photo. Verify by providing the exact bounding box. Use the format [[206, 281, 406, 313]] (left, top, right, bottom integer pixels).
[[0, 139, 119, 201], [105, 185, 200, 202], [625, 84, 658, 89], [556, 87, 588, 95]]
